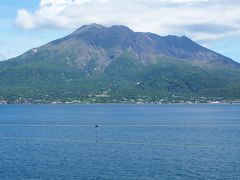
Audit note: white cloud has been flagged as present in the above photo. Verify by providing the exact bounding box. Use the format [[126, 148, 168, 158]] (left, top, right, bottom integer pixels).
[[16, 9, 35, 29], [15, 0, 240, 43]]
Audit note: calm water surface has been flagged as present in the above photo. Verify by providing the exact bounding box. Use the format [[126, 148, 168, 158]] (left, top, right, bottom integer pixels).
[[0, 104, 239, 179]]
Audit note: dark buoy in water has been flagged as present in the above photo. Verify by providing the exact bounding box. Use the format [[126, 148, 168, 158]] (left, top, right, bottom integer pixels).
[[95, 125, 98, 143]]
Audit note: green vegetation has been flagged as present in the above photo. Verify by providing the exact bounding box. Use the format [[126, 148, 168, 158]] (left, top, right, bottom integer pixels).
[[0, 54, 240, 104], [1, 24, 240, 104]]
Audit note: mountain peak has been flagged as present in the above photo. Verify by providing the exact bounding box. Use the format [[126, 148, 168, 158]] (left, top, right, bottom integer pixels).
[[73, 23, 105, 34], [72, 24, 134, 35], [81, 23, 104, 29], [109, 25, 134, 32]]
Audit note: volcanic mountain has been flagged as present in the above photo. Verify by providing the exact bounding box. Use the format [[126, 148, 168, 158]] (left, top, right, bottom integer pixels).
[[0, 24, 240, 103]]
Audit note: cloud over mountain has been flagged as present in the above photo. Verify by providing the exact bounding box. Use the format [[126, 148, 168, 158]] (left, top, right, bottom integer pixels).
[[15, 0, 240, 43]]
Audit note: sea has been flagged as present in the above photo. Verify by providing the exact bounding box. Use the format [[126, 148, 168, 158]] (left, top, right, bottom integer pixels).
[[0, 104, 239, 179]]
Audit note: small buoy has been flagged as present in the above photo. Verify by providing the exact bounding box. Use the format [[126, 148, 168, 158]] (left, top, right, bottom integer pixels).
[[95, 125, 98, 143]]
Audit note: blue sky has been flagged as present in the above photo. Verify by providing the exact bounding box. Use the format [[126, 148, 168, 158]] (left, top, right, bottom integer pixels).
[[0, 1, 68, 59], [0, 0, 240, 62]]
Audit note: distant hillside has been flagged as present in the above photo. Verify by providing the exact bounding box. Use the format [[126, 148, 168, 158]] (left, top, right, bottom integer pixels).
[[0, 24, 240, 103]]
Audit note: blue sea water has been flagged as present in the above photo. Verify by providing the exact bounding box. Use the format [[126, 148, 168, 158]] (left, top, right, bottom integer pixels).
[[0, 104, 239, 179]]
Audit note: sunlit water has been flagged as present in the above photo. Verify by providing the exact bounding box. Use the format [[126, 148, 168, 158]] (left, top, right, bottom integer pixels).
[[0, 104, 239, 179]]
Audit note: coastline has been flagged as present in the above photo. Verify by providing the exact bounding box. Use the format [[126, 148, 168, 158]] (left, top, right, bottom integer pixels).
[[1, 101, 240, 105]]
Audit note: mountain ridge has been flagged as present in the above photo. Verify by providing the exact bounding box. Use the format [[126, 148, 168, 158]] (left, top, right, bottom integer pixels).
[[0, 24, 240, 103], [6, 24, 240, 69]]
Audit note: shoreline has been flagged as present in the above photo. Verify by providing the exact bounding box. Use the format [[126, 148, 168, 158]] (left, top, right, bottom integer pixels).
[[0, 102, 240, 105]]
